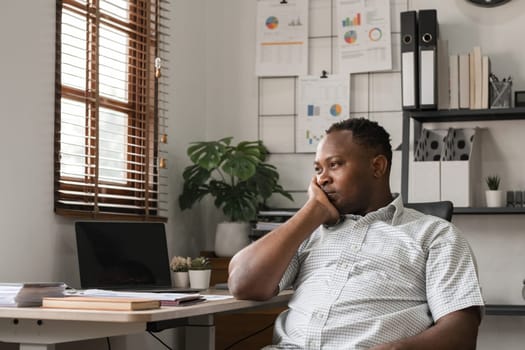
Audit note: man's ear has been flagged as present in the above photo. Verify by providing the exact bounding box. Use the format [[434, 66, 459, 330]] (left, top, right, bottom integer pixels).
[[371, 155, 388, 178]]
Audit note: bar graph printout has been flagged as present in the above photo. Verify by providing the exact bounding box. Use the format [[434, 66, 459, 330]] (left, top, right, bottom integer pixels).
[[297, 75, 350, 153], [256, 0, 308, 76], [336, 0, 392, 73]]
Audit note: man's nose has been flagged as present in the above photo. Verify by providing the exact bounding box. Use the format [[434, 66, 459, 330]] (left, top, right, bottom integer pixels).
[[317, 171, 332, 186]]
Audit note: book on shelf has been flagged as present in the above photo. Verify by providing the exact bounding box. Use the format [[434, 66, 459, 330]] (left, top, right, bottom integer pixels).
[[459, 53, 470, 109], [481, 55, 491, 109], [449, 54, 459, 109], [0, 282, 66, 307], [471, 46, 483, 109], [42, 296, 161, 311], [437, 39, 450, 110]]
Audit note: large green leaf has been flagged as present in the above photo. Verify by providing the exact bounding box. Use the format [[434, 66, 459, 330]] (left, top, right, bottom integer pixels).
[[182, 164, 212, 186], [178, 183, 210, 210], [187, 137, 232, 170]]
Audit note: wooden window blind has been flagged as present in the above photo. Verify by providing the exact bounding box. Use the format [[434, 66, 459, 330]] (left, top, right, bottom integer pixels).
[[54, 0, 169, 221]]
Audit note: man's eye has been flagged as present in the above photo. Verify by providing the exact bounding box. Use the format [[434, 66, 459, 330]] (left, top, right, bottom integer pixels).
[[314, 167, 321, 174], [330, 162, 339, 168]]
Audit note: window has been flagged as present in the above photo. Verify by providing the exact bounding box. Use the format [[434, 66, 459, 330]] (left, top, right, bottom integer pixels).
[[54, 0, 169, 221]]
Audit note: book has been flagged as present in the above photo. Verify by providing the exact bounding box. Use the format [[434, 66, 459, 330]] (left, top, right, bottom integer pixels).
[[449, 54, 459, 109], [471, 46, 483, 109], [437, 39, 450, 110], [459, 53, 470, 109], [481, 55, 491, 109], [0, 282, 66, 307], [42, 296, 161, 311]]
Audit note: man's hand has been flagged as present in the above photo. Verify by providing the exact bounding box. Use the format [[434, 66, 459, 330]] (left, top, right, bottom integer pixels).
[[308, 176, 340, 226]]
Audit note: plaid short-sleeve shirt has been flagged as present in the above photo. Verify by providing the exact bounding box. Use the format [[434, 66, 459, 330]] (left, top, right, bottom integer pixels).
[[265, 196, 484, 350]]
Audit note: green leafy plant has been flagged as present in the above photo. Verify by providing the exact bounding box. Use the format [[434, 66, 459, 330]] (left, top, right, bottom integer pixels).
[[178, 137, 293, 222], [170, 256, 191, 272], [485, 175, 500, 191], [189, 256, 211, 270]]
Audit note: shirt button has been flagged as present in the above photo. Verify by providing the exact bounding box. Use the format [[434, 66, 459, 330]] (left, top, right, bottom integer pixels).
[[350, 244, 359, 252]]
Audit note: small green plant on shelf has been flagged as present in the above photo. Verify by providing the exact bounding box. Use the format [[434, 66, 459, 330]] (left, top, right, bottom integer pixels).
[[189, 256, 211, 270], [485, 175, 500, 191]]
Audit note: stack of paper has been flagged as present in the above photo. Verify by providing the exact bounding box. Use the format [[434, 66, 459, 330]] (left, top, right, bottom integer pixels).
[[0, 282, 66, 307], [78, 289, 206, 306]]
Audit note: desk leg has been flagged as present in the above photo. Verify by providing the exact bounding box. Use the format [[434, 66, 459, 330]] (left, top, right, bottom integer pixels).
[[20, 344, 55, 350], [185, 315, 214, 350]]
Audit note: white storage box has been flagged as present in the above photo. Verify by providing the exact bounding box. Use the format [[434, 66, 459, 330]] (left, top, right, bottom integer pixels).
[[440, 127, 481, 207], [409, 129, 447, 202]]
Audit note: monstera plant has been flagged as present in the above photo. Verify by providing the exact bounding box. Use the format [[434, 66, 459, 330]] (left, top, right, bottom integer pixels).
[[178, 137, 292, 222]]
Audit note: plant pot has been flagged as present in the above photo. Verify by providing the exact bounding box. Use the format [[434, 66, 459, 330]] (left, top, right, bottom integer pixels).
[[172, 271, 189, 288], [188, 269, 211, 290], [214, 222, 251, 257], [485, 190, 504, 207]]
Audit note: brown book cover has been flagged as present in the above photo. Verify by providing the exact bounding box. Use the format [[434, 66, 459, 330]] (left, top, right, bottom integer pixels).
[[42, 296, 161, 311]]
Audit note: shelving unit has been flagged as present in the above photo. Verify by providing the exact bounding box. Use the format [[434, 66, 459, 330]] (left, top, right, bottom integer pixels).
[[401, 107, 525, 215]]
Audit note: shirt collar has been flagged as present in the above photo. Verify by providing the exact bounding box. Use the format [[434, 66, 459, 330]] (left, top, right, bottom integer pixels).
[[341, 194, 402, 225]]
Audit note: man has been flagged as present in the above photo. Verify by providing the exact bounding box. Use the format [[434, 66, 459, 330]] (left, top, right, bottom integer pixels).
[[228, 118, 484, 349]]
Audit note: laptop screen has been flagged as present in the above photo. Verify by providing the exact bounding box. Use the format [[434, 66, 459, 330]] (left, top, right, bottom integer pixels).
[[75, 221, 172, 290]]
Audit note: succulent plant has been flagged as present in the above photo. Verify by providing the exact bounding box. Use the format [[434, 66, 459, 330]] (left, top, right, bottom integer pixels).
[[485, 175, 500, 191], [189, 256, 211, 270]]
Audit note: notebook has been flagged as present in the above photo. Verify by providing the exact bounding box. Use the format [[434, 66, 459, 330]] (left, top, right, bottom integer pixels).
[[75, 221, 198, 293]]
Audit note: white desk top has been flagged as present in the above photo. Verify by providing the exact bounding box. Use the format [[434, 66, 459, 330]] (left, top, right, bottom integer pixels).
[[0, 289, 293, 323]]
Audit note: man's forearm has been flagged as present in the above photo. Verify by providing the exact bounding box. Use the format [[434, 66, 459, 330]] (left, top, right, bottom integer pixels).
[[370, 307, 481, 350], [228, 199, 329, 300]]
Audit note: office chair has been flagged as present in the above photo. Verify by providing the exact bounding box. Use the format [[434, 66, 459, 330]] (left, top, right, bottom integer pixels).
[[404, 201, 454, 222]]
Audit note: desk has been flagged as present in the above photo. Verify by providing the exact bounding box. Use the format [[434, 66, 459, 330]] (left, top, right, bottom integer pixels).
[[0, 289, 293, 350]]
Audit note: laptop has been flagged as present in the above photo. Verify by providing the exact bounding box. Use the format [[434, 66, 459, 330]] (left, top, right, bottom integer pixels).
[[75, 221, 198, 293]]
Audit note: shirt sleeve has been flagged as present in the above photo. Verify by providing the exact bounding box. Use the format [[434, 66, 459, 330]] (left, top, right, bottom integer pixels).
[[425, 222, 485, 321], [278, 249, 300, 292]]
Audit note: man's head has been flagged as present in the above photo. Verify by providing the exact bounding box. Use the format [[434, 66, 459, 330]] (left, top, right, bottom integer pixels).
[[314, 118, 392, 216]]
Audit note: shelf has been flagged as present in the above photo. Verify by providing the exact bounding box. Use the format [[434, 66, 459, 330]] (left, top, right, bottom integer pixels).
[[485, 304, 525, 316], [408, 107, 525, 123], [454, 207, 525, 215]]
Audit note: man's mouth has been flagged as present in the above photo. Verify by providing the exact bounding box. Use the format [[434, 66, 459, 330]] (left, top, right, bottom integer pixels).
[[325, 191, 337, 201]]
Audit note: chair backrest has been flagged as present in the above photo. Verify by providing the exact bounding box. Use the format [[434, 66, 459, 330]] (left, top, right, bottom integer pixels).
[[404, 201, 453, 222]]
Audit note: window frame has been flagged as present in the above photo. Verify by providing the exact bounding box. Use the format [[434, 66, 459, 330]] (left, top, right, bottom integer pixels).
[[54, 0, 166, 221]]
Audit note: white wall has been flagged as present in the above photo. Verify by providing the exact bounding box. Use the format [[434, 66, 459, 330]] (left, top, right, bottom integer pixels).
[[201, 0, 525, 349], [0, 0, 206, 349], [1, 0, 525, 349]]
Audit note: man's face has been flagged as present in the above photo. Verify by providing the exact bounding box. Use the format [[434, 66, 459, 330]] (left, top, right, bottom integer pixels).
[[314, 130, 376, 215]]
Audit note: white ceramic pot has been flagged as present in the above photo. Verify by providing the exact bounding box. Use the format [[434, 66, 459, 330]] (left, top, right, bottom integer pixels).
[[172, 271, 189, 288], [189, 269, 211, 290], [485, 190, 504, 207], [214, 222, 251, 257]]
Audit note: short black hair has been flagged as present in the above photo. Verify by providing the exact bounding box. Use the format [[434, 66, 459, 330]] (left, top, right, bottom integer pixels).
[[326, 117, 392, 168]]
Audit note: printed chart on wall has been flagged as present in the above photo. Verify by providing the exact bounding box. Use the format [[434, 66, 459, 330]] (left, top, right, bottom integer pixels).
[[297, 75, 350, 153], [336, 0, 391, 73], [255, 0, 308, 76]]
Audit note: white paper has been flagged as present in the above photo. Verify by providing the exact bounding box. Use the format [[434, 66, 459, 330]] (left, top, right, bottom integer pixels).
[[256, 0, 308, 76], [78, 289, 234, 302], [336, 0, 392, 74], [296, 75, 350, 153]]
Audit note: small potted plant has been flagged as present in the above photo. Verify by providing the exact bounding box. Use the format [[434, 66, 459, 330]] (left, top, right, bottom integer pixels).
[[170, 256, 191, 288], [188, 256, 212, 290], [485, 175, 503, 207]]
